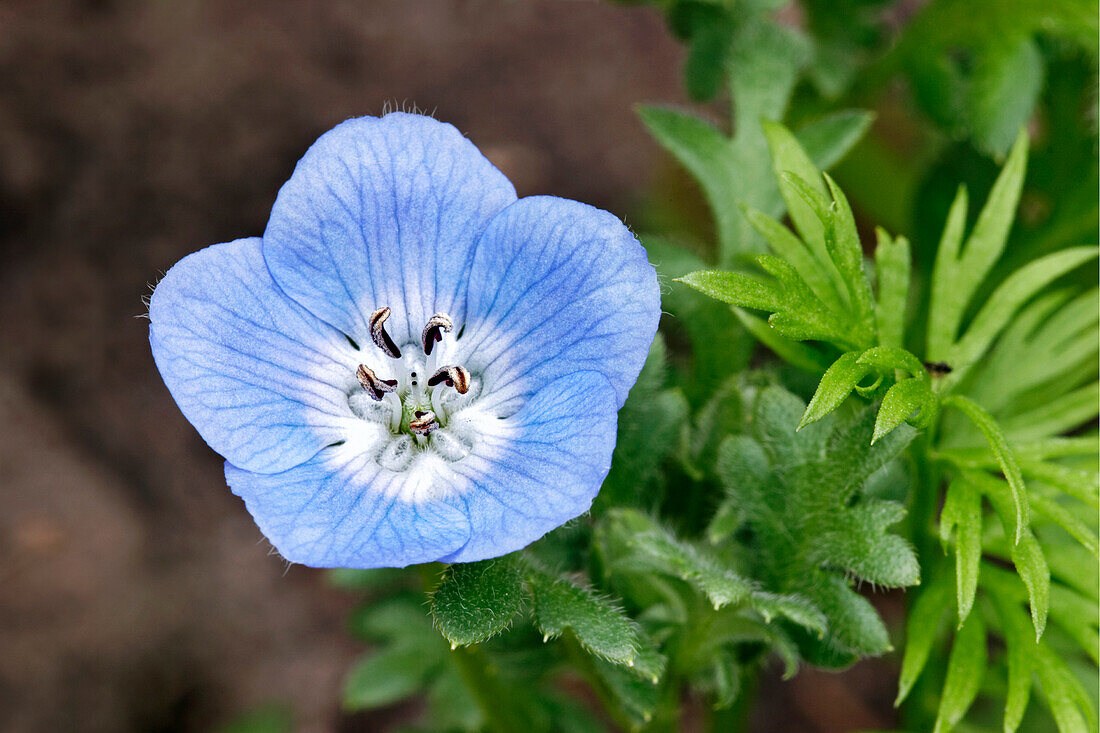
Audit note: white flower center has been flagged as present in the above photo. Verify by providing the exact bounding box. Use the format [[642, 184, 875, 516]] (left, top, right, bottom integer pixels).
[[345, 307, 491, 473]]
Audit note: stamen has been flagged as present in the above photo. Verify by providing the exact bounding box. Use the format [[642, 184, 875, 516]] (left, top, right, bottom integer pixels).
[[356, 364, 398, 401], [369, 306, 401, 359], [409, 409, 439, 435], [427, 365, 471, 394], [421, 313, 453, 356]]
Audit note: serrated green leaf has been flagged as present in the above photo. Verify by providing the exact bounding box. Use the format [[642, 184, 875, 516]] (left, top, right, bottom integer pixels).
[[968, 470, 1051, 636], [945, 395, 1029, 542], [940, 478, 983, 624], [875, 377, 936, 442], [873, 229, 911, 350], [529, 570, 640, 666], [614, 508, 755, 610], [750, 591, 828, 636], [933, 611, 987, 733], [896, 572, 953, 706], [431, 557, 526, 647], [814, 500, 920, 587]]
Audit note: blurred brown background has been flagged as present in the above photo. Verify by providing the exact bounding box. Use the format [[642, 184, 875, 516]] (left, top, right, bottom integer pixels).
[[0, 2, 896, 730]]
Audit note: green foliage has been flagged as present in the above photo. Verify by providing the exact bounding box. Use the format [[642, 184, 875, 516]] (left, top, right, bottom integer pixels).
[[713, 388, 918, 666], [327, 4, 1099, 731]]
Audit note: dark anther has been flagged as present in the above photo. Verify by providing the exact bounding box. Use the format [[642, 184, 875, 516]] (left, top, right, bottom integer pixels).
[[427, 365, 471, 394], [421, 313, 454, 356], [356, 364, 398, 401], [923, 361, 953, 377], [369, 307, 402, 359], [409, 409, 439, 435]]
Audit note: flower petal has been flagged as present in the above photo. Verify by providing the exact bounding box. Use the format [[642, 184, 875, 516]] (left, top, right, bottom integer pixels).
[[460, 196, 659, 411], [262, 112, 517, 348], [225, 428, 471, 568], [149, 237, 357, 474], [441, 370, 619, 564]]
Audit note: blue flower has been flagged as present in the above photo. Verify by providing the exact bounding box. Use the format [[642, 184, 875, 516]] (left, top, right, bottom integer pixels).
[[149, 112, 659, 568]]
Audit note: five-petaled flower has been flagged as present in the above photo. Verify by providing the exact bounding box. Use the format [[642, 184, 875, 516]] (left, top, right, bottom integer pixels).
[[149, 113, 659, 568]]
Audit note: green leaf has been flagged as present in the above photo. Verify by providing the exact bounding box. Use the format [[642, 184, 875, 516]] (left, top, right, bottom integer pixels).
[[431, 556, 526, 647], [875, 377, 936, 442], [940, 478, 983, 624], [949, 247, 1099, 382], [343, 644, 439, 711], [528, 569, 640, 666], [1002, 382, 1100, 443], [733, 308, 832, 373], [987, 579, 1036, 733], [622, 511, 755, 610], [677, 270, 782, 311], [967, 36, 1044, 156], [743, 204, 845, 312], [813, 500, 920, 587], [800, 351, 871, 429], [764, 120, 836, 273], [967, 470, 1051, 637], [1034, 644, 1093, 733], [928, 131, 1029, 361], [933, 611, 987, 733], [944, 395, 1029, 542], [795, 110, 874, 173], [873, 228, 911, 350], [857, 345, 926, 376], [1011, 532, 1050, 640], [896, 573, 953, 706], [823, 172, 876, 330], [600, 334, 690, 507]]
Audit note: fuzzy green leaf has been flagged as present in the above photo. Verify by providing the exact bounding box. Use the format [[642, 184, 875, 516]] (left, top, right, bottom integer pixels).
[[431, 557, 526, 647], [528, 570, 640, 666]]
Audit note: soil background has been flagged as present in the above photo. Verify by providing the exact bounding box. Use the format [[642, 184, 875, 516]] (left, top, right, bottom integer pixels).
[[0, 2, 898, 730]]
